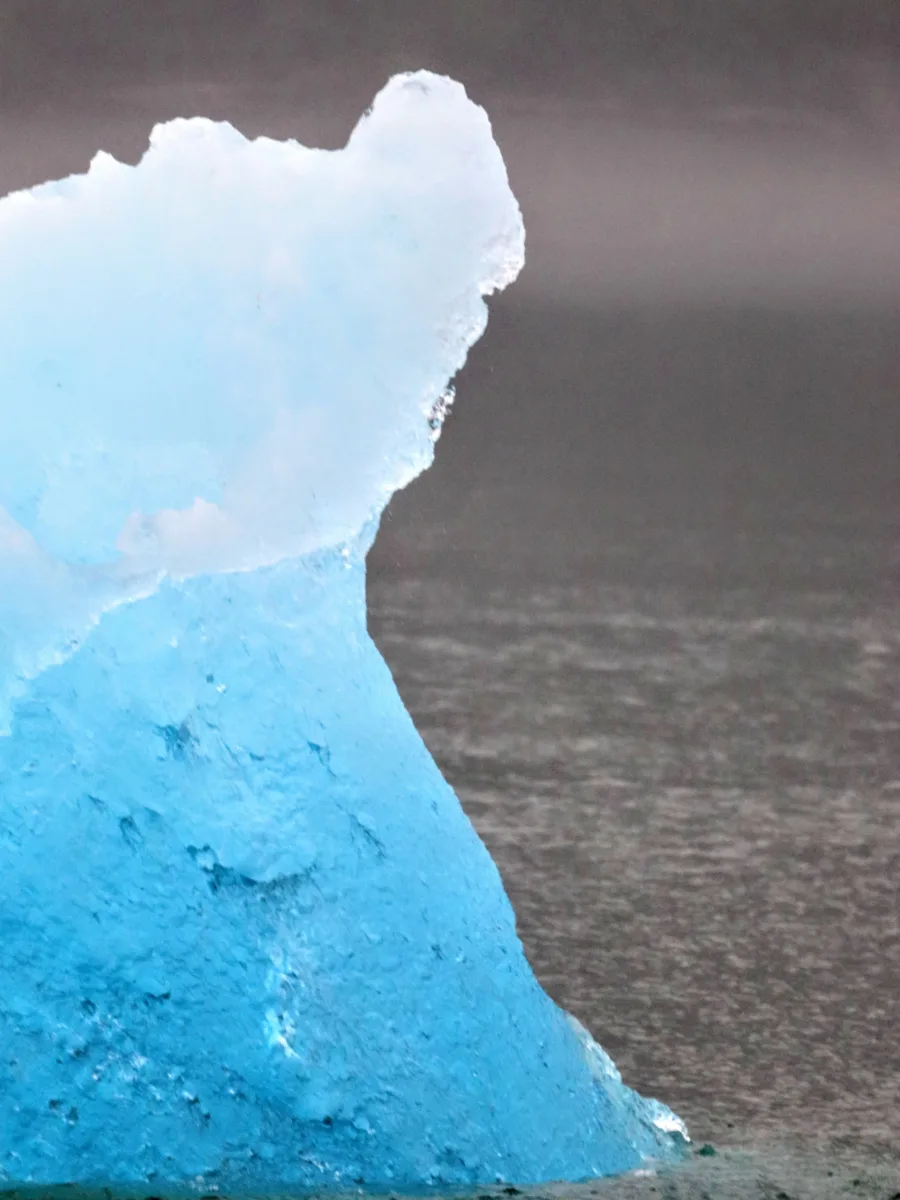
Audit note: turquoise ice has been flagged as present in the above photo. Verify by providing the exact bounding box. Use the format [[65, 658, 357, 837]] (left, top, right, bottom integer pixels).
[[0, 72, 686, 1191]]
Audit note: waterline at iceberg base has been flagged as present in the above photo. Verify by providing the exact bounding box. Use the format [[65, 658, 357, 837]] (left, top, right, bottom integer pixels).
[[0, 72, 686, 1192]]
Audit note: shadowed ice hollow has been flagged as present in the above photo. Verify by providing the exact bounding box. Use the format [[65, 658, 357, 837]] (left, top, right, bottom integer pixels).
[[0, 71, 686, 1191]]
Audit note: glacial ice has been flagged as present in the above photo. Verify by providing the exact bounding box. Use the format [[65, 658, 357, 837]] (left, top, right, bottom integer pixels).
[[0, 72, 686, 1190]]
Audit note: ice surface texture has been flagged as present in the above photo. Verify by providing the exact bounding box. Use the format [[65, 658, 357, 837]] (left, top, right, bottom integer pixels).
[[0, 72, 685, 1190]]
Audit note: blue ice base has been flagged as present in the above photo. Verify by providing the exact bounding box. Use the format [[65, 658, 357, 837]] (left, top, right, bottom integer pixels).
[[0, 543, 684, 1191]]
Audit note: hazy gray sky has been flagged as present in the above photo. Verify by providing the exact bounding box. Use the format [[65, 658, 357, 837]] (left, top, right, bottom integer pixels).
[[0, 3, 896, 563], [1, 2, 898, 308], [1, 1, 897, 104]]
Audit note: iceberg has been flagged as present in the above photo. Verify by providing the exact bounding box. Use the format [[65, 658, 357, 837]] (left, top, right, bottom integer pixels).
[[0, 72, 686, 1191]]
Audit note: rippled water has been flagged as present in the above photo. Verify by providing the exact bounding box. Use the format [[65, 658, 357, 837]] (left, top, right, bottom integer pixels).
[[3, 538, 897, 1198], [369, 530, 900, 1182]]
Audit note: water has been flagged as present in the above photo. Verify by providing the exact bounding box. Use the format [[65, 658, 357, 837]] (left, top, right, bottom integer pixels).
[[368, 511, 900, 1193], [1, 528, 894, 1190]]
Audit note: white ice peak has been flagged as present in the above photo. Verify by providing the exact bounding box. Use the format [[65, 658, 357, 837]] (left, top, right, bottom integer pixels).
[[0, 72, 524, 723], [0, 71, 523, 578]]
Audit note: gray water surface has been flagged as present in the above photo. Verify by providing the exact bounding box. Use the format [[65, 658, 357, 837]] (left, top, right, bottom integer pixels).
[[369, 518, 900, 1172]]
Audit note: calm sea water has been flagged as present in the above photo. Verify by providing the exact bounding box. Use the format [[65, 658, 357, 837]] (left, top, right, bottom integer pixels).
[[369, 512, 899, 1193]]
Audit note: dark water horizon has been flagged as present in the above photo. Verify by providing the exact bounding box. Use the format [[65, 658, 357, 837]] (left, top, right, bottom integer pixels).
[[370, 504, 900, 1149], [366, 315, 900, 1198]]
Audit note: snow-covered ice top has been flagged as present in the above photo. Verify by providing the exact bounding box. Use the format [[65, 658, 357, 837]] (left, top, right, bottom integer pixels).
[[0, 71, 524, 574], [0, 71, 524, 722]]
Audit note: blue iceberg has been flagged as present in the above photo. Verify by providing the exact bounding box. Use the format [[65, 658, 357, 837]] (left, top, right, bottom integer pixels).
[[0, 72, 686, 1191]]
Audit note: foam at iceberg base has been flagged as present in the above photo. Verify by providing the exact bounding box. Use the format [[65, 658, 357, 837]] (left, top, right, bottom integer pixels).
[[0, 72, 686, 1190]]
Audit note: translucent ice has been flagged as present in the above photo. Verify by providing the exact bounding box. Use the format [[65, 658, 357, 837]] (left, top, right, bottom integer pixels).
[[0, 72, 686, 1190]]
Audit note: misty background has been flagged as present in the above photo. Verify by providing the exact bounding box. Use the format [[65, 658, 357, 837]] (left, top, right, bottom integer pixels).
[[1, 1, 898, 1166], [2, 1, 896, 577]]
